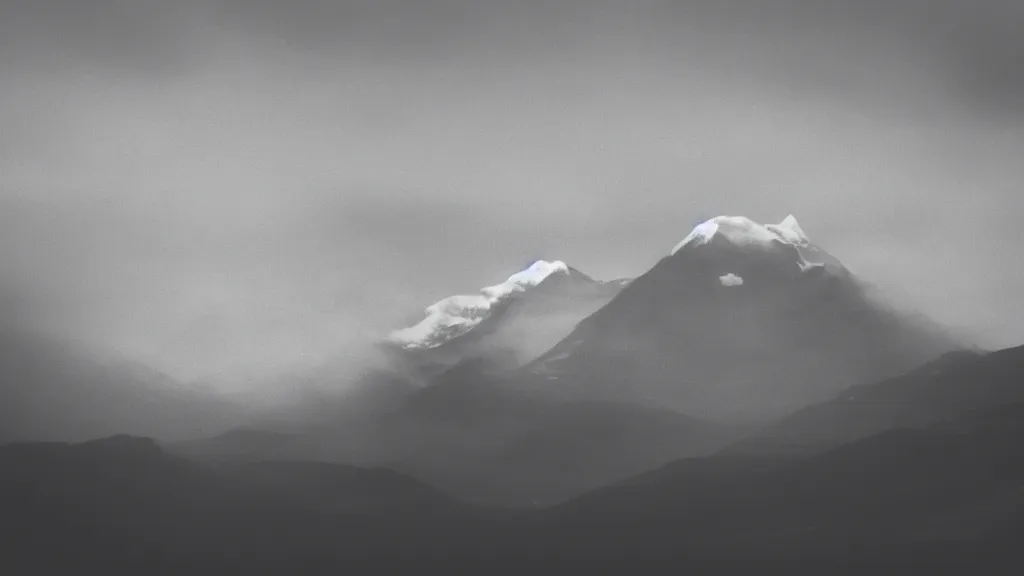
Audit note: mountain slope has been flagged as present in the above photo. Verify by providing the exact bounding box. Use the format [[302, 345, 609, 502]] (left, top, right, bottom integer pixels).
[[450, 401, 742, 506], [178, 357, 744, 507], [726, 345, 1024, 455], [526, 215, 959, 422], [350, 353, 746, 506], [537, 401, 1024, 556]]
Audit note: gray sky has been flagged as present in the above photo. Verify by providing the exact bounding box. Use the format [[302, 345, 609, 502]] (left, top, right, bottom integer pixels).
[[2, 0, 1023, 387]]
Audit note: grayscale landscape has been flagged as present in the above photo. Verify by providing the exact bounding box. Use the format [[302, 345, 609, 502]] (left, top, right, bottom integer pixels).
[[2, 1, 1024, 573]]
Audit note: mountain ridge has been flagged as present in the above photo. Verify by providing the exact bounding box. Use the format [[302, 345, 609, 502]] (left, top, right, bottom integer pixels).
[[385, 259, 626, 371]]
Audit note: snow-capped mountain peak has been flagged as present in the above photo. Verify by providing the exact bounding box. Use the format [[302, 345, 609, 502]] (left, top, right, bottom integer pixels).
[[671, 213, 815, 253], [667, 214, 846, 276], [527, 214, 956, 422], [670, 215, 810, 255], [481, 260, 569, 299], [389, 260, 573, 350]]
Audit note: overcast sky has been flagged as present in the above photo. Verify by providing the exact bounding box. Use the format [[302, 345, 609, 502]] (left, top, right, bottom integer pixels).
[[2, 0, 1023, 387]]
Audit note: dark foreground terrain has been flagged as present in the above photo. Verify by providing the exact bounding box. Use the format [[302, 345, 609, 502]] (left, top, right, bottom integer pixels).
[[3, 408, 1024, 573], [4, 346, 1024, 574]]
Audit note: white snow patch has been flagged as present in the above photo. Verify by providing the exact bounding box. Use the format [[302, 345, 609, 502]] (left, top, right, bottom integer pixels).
[[719, 273, 744, 287], [798, 260, 826, 272], [765, 215, 810, 246], [481, 260, 569, 299], [671, 215, 811, 255], [671, 219, 721, 252], [389, 260, 570, 348]]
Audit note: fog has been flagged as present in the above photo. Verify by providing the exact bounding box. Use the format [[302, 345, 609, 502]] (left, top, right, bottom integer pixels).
[[2, 0, 1024, 393]]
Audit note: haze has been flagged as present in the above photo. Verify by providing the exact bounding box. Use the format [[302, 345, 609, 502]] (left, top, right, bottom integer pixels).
[[3, 0, 1023, 389]]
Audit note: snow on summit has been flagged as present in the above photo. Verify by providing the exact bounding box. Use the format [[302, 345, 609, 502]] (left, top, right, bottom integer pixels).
[[390, 260, 570, 349], [766, 215, 810, 246], [669, 214, 850, 277], [670, 215, 810, 255], [482, 260, 569, 299]]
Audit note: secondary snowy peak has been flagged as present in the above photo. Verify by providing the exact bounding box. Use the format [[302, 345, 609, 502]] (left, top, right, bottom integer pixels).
[[390, 260, 571, 349], [481, 260, 570, 299], [670, 215, 810, 255]]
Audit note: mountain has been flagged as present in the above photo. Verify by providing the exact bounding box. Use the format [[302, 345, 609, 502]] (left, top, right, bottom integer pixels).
[[172, 428, 326, 462], [524, 215, 960, 422], [538, 401, 1024, 557], [0, 436, 488, 573], [178, 356, 745, 507], [174, 215, 965, 505], [437, 401, 743, 507], [5, 414, 1023, 572], [0, 327, 248, 443], [212, 460, 464, 516], [725, 344, 1024, 455], [335, 355, 745, 506], [176, 342, 1022, 511], [387, 260, 625, 371]]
